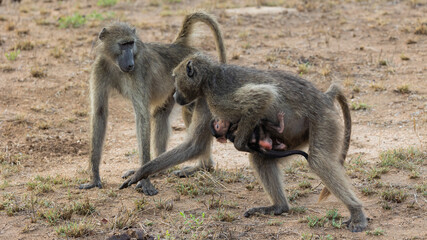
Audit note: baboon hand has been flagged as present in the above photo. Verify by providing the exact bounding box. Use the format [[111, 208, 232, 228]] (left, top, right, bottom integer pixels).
[[79, 179, 102, 189], [121, 170, 136, 179], [119, 177, 137, 189]]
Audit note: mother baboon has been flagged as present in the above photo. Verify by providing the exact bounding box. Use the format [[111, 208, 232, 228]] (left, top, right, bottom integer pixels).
[[79, 12, 226, 195], [121, 53, 367, 232]]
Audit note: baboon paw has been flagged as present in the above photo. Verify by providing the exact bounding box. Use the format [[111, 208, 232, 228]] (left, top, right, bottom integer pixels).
[[244, 205, 288, 217], [173, 165, 213, 178], [135, 179, 158, 196], [173, 166, 194, 178], [79, 180, 102, 189], [121, 170, 136, 179], [343, 218, 368, 232]]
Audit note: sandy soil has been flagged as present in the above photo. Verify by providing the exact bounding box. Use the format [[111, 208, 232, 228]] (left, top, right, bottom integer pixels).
[[0, 0, 426, 239]]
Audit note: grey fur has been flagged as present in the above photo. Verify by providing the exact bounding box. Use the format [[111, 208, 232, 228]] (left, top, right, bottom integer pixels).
[[167, 53, 367, 232], [79, 12, 226, 195]]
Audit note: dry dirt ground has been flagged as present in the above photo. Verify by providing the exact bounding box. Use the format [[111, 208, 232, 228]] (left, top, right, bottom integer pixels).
[[0, 0, 426, 239]]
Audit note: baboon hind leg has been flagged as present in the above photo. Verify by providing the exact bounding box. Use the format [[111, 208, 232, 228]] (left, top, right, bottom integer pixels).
[[181, 102, 194, 128], [244, 154, 290, 217], [152, 96, 175, 157], [122, 97, 175, 194], [308, 121, 367, 232]]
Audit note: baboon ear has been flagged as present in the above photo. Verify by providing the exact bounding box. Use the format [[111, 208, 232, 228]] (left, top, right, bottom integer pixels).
[[186, 60, 194, 78], [132, 28, 136, 34], [98, 28, 108, 41]]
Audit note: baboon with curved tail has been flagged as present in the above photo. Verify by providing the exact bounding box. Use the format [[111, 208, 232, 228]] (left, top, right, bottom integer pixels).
[[79, 12, 226, 195]]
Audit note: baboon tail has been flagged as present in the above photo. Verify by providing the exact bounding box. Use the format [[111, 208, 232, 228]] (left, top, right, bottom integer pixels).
[[174, 11, 227, 64], [318, 84, 352, 202], [326, 84, 352, 165]]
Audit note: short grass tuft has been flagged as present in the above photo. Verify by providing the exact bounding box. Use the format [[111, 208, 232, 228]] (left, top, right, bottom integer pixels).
[[58, 13, 86, 28]]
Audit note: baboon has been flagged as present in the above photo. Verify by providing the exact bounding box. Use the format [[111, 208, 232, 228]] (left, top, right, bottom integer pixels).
[[211, 112, 287, 151], [79, 12, 226, 194], [122, 53, 367, 232]]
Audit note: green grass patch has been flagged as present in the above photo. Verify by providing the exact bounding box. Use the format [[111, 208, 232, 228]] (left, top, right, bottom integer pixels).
[[381, 189, 407, 203], [58, 13, 86, 28], [97, 0, 117, 7], [215, 208, 236, 222], [56, 220, 94, 238], [379, 147, 425, 171], [366, 228, 385, 236], [5, 49, 20, 61], [73, 199, 96, 215], [351, 102, 370, 111]]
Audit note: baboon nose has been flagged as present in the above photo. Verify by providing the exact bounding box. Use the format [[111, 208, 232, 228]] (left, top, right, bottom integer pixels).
[[127, 64, 134, 71]]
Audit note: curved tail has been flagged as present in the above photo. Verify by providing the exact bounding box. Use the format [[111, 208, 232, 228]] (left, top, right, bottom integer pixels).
[[174, 11, 227, 64], [318, 83, 352, 201]]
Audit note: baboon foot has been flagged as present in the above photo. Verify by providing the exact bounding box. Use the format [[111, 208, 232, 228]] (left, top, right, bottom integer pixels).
[[121, 170, 136, 179], [343, 215, 368, 232], [173, 165, 211, 178], [79, 179, 102, 189], [244, 205, 289, 217], [135, 178, 158, 196]]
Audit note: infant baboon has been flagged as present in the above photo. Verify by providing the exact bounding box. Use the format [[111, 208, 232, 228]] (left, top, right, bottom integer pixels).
[[165, 53, 365, 232], [211, 112, 287, 151], [79, 12, 226, 195]]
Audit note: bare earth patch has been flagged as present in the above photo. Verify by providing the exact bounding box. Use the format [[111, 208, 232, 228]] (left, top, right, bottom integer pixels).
[[0, 0, 426, 239]]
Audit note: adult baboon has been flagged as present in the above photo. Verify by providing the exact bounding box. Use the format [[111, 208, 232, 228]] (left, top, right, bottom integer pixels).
[[79, 12, 226, 195], [122, 53, 367, 232]]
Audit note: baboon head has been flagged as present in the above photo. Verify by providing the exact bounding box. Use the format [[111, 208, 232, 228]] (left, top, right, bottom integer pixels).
[[97, 22, 138, 73], [172, 54, 211, 105]]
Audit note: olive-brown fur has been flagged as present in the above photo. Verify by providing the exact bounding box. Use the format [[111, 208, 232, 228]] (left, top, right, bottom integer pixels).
[[80, 12, 226, 195]]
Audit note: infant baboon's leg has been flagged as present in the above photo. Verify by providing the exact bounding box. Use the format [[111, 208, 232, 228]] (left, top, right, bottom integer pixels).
[[244, 153, 290, 217], [308, 119, 367, 232]]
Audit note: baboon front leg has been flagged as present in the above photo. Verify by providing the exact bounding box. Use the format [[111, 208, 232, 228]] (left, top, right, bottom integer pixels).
[[79, 80, 109, 189], [244, 154, 289, 217], [173, 145, 213, 177], [119, 98, 214, 189], [173, 102, 213, 178]]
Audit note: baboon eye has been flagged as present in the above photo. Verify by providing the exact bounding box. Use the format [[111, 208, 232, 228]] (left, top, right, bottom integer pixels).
[[121, 41, 134, 46], [186, 61, 194, 78]]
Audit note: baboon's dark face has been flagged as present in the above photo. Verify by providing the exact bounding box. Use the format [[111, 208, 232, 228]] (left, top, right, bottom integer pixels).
[[173, 58, 203, 105], [117, 41, 135, 72], [98, 23, 138, 73]]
